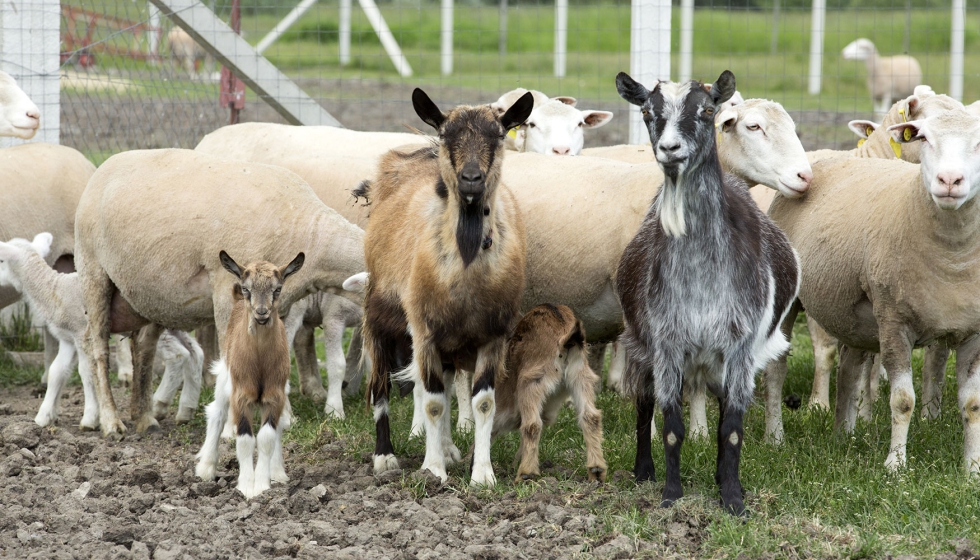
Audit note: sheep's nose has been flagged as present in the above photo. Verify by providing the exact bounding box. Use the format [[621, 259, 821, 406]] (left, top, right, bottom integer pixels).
[[552, 146, 571, 155], [937, 171, 964, 189], [798, 169, 813, 187], [25, 109, 39, 125]]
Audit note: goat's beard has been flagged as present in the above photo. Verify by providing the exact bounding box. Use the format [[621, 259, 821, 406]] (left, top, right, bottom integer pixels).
[[456, 196, 485, 267]]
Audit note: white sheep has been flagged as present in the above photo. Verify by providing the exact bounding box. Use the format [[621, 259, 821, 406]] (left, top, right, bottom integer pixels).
[[521, 99, 613, 156], [767, 107, 980, 473], [167, 27, 216, 81], [842, 38, 922, 119], [0, 233, 204, 429]]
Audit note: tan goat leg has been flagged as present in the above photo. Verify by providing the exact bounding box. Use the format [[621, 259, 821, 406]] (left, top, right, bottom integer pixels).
[[567, 345, 607, 482], [808, 316, 837, 409], [131, 324, 163, 433], [920, 344, 950, 420], [514, 388, 544, 482], [955, 335, 980, 474]]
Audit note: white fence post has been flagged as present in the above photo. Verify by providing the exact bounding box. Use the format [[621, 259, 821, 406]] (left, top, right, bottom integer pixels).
[[0, 0, 60, 147], [807, 0, 825, 95], [441, 0, 453, 75], [256, 0, 319, 55], [629, 0, 671, 145], [679, 0, 694, 82], [339, 0, 352, 65], [554, 0, 568, 78], [950, 0, 965, 101]]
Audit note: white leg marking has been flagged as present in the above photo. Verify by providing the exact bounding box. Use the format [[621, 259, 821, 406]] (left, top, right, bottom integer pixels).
[[252, 424, 275, 497], [410, 381, 425, 438], [270, 419, 288, 483], [236, 433, 258, 499], [420, 390, 449, 483], [195, 361, 231, 481], [470, 388, 496, 487]]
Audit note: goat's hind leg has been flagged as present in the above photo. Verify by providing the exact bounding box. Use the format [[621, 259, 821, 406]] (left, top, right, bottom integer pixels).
[[568, 346, 607, 482], [234, 404, 258, 499], [715, 397, 746, 516], [366, 326, 400, 474]]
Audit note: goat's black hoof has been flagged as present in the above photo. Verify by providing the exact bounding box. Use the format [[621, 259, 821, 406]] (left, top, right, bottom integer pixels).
[[722, 498, 747, 518], [661, 486, 683, 508], [783, 394, 802, 410], [633, 465, 656, 483]]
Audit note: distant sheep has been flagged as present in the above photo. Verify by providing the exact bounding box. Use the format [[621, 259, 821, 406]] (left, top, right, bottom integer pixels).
[[168, 27, 215, 81], [842, 38, 922, 119]]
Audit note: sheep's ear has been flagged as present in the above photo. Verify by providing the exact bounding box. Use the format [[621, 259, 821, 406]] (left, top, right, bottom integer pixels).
[[501, 91, 534, 131], [0, 241, 17, 262], [716, 108, 738, 131], [31, 232, 53, 259], [281, 252, 305, 280], [581, 110, 614, 129], [888, 121, 925, 144], [848, 120, 877, 139], [553, 96, 577, 107], [913, 85, 935, 98], [342, 272, 369, 293], [219, 250, 243, 279], [616, 72, 652, 107], [708, 70, 737, 106], [412, 88, 445, 131]]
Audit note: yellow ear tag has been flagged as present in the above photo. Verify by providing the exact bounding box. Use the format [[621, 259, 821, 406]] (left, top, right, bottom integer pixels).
[[866, 126, 874, 136], [507, 128, 518, 139], [903, 128, 913, 141], [899, 108, 908, 123], [889, 137, 903, 159], [857, 138, 866, 148]]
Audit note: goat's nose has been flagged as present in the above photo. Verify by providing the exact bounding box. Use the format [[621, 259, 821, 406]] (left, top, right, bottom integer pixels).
[[937, 171, 964, 189], [552, 146, 571, 155], [798, 169, 813, 187], [256, 307, 270, 317], [659, 141, 681, 153], [461, 169, 484, 183]]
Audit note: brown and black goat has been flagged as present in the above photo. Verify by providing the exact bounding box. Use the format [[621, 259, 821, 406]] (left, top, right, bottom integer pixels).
[[359, 88, 534, 486], [195, 251, 305, 499], [493, 304, 607, 482]]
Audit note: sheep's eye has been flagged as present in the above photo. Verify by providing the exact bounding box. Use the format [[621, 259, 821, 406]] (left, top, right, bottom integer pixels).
[[746, 124, 761, 131], [578, 121, 585, 127], [527, 122, 536, 129]]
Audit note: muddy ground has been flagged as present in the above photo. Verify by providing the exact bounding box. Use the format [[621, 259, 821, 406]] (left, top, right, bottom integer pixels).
[[0, 381, 694, 560]]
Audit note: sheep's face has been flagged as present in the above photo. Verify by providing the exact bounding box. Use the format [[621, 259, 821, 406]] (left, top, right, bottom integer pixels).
[[616, 70, 736, 180], [0, 233, 53, 291], [716, 99, 812, 197], [413, 87, 533, 266], [0, 72, 40, 139], [890, 110, 980, 210], [219, 251, 305, 326], [842, 38, 876, 61], [523, 100, 613, 156]]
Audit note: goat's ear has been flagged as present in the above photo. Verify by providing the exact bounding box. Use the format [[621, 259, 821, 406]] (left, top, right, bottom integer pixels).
[[501, 91, 534, 131], [412, 88, 445, 131], [281, 252, 305, 280], [848, 120, 877, 139], [708, 70, 736, 106], [219, 250, 243, 279], [31, 232, 53, 259], [553, 95, 577, 107], [888, 121, 925, 144], [616, 72, 651, 107], [581, 110, 614, 129]]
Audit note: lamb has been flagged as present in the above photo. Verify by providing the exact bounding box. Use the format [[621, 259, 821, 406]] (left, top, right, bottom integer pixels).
[[74, 149, 365, 436], [360, 89, 533, 485], [615, 70, 800, 516], [168, 27, 215, 81], [521, 99, 613, 156], [842, 38, 922, 119], [493, 304, 606, 482], [195, 251, 304, 499], [0, 233, 203, 429], [766, 108, 980, 473]]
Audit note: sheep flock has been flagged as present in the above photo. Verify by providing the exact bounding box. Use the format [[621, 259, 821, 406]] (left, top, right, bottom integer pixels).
[[1, 56, 979, 556]]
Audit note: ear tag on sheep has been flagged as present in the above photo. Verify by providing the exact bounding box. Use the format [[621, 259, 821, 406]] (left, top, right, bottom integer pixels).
[[507, 128, 518, 139], [856, 138, 866, 148]]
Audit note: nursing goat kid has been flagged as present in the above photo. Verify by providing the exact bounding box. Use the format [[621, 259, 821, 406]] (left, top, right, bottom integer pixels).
[[196, 251, 304, 499], [361, 88, 533, 486], [615, 70, 800, 516]]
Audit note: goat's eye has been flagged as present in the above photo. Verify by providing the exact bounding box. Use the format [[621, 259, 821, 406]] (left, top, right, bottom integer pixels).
[[641, 110, 648, 116], [241, 287, 250, 297], [274, 288, 282, 297], [704, 107, 714, 116]]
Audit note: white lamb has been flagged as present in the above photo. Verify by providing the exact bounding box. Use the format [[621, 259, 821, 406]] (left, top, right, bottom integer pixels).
[[842, 38, 922, 119]]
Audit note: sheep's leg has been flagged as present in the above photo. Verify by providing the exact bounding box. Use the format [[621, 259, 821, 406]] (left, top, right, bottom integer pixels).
[[715, 398, 746, 517], [76, 346, 99, 430], [152, 333, 188, 420], [455, 369, 474, 433], [175, 331, 204, 424], [322, 316, 347, 419], [587, 343, 607, 379], [880, 327, 915, 471], [344, 325, 365, 396], [440, 368, 462, 462], [195, 361, 231, 481], [921, 344, 950, 420], [634, 394, 657, 482], [686, 377, 708, 439], [869, 354, 884, 406], [834, 344, 869, 432], [42, 329, 57, 385], [470, 338, 506, 487], [808, 316, 837, 409], [295, 325, 327, 402], [955, 335, 980, 474], [195, 325, 219, 388], [82, 269, 126, 436], [661, 399, 685, 507], [856, 351, 876, 423], [132, 324, 163, 433], [567, 344, 606, 482], [764, 300, 802, 443], [115, 335, 134, 387], [606, 340, 626, 394], [35, 337, 76, 428]]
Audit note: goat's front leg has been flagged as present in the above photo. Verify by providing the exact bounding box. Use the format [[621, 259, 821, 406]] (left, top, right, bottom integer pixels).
[[416, 339, 450, 483], [715, 397, 746, 516], [661, 397, 685, 507], [567, 346, 606, 482], [132, 324, 163, 433], [879, 323, 915, 471], [955, 335, 980, 474], [471, 338, 506, 487], [634, 393, 656, 482]]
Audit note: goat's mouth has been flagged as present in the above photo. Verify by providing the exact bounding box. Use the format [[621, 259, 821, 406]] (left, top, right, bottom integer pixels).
[[459, 188, 485, 205], [254, 317, 270, 325]]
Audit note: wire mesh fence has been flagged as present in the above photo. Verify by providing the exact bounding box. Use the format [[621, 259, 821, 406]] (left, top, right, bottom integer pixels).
[[53, 0, 980, 163]]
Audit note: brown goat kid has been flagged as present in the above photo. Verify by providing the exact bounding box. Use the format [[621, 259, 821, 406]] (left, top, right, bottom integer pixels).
[[195, 251, 304, 500], [361, 88, 534, 486], [493, 304, 607, 482]]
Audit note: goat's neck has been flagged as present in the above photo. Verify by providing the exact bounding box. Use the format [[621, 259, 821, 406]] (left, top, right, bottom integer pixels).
[[246, 315, 284, 345], [439, 185, 497, 267], [658, 155, 726, 239]]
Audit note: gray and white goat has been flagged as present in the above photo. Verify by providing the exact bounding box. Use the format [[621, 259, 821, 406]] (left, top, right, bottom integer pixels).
[[614, 70, 800, 516]]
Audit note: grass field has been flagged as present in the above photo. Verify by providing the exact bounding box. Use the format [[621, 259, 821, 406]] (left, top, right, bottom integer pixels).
[[4, 313, 977, 557]]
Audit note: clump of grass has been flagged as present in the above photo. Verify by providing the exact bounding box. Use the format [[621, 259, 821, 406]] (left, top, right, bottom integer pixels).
[[0, 303, 43, 353]]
